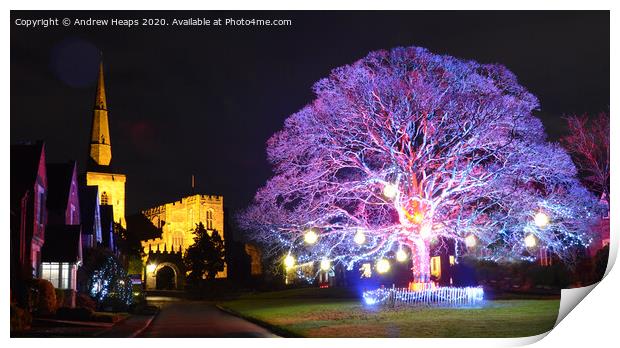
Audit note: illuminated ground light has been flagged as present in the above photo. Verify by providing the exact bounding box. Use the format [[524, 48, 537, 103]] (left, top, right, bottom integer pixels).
[[362, 286, 484, 307], [534, 212, 550, 228], [376, 259, 391, 274], [304, 229, 319, 244], [524, 234, 537, 248]]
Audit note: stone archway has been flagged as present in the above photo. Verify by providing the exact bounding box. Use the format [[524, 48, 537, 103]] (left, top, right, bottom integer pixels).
[[156, 265, 177, 290], [145, 258, 184, 291]]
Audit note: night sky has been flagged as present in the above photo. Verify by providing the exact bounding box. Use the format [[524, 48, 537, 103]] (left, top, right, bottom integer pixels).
[[10, 11, 610, 218]]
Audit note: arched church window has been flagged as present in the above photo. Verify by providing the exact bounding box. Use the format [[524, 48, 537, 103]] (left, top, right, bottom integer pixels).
[[101, 191, 109, 205]]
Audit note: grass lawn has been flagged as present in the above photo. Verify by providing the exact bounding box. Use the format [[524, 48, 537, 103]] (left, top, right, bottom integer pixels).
[[220, 288, 560, 338]]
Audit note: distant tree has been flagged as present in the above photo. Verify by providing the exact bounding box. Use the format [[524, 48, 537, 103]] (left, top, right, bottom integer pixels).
[[561, 112, 610, 200], [183, 223, 225, 285]]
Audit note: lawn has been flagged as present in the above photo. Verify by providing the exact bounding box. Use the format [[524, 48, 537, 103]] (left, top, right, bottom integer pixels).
[[220, 288, 560, 338]]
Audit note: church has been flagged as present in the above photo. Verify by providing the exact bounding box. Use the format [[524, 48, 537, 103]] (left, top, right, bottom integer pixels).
[[140, 194, 228, 290], [84, 60, 229, 291], [85, 62, 126, 230]]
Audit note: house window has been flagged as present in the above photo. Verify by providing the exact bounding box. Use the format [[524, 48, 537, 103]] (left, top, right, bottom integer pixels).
[[41, 262, 71, 289], [42, 263, 60, 288], [101, 192, 109, 205], [61, 263, 70, 289]]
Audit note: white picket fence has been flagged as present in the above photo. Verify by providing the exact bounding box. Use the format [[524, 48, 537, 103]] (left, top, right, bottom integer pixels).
[[363, 285, 484, 307]]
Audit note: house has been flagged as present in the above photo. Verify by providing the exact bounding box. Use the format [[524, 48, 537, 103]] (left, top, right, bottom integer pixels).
[[40, 225, 82, 306], [79, 185, 102, 250], [40, 161, 84, 305], [10, 142, 47, 293], [46, 161, 81, 226]]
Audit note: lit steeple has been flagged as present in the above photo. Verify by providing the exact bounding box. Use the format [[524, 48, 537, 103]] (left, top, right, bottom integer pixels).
[[89, 60, 112, 166]]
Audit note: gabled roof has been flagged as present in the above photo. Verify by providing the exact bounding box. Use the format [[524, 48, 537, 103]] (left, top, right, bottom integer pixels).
[[46, 161, 77, 213], [41, 225, 82, 263], [11, 141, 45, 203]]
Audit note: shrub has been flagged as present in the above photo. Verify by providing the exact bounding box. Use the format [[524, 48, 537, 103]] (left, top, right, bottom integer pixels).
[[76, 293, 97, 311], [55, 288, 65, 308], [29, 279, 57, 316], [10, 304, 32, 333], [56, 307, 94, 321]]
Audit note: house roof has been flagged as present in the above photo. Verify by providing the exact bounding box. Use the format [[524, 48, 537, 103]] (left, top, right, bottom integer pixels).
[[10, 142, 45, 204], [46, 161, 76, 213], [41, 224, 82, 263]]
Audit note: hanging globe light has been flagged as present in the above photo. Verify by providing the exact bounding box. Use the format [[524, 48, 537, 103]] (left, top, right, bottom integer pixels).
[[465, 234, 477, 248], [354, 229, 366, 245], [320, 258, 331, 271], [524, 234, 537, 248], [376, 259, 391, 274], [383, 183, 398, 199], [534, 212, 550, 228], [304, 229, 319, 244], [284, 254, 296, 269]]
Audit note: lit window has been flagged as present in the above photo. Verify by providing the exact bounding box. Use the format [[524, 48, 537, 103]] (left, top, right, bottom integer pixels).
[[206, 209, 214, 230], [41, 263, 60, 288], [430, 256, 441, 278], [101, 192, 109, 205], [61, 263, 70, 289]]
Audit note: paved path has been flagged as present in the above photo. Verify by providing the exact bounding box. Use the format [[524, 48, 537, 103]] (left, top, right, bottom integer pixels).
[[139, 297, 278, 338]]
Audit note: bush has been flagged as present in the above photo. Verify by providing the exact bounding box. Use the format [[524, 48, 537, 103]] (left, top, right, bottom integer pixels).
[[55, 288, 65, 308], [76, 293, 97, 311], [10, 304, 32, 333], [29, 279, 57, 316], [56, 307, 94, 321]]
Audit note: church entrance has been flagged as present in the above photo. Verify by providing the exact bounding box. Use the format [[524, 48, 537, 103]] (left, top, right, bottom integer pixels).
[[156, 265, 176, 290]]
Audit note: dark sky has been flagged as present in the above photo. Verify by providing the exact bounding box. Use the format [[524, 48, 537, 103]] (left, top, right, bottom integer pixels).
[[11, 11, 610, 217]]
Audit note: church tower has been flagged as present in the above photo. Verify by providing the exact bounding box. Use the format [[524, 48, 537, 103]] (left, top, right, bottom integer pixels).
[[85, 60, 127, 228]]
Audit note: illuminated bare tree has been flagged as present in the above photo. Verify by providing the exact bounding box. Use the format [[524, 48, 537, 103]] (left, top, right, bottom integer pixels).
[[239, 47, 599, 282], [561, 112, 610, 200]]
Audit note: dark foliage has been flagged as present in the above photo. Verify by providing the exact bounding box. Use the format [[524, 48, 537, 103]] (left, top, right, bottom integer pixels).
[[183, 223, 226, 286]]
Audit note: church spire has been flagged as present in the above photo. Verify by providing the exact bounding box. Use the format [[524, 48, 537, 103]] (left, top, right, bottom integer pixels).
[[95, 60, 107, 111], [89, 59, 112, 166]]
